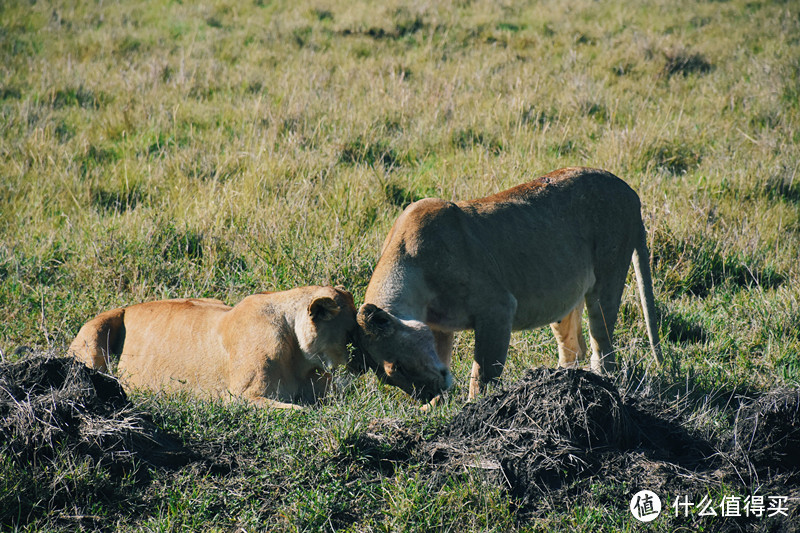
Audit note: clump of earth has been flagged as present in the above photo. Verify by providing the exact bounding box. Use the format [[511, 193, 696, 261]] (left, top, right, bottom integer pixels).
[[4, 355, 798, 531], [345, 367, 800, 529], [0, 354, 198, 471], [423, 368, 718, 506], [0, 354, 228, 528]]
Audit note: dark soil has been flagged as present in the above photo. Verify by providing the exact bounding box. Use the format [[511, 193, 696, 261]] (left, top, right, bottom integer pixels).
[[732, 389, 800, 471], [344, 368, 800, 531], [3, 355, 798, 531], [415, 368, 720, 509], [0, 355, 200, 470], [0, 354, 222, 528]]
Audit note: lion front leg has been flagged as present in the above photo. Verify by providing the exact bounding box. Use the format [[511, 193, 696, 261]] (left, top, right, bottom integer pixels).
[[433, 330, 454, 368], [469, 297, 517, 400], [420, 330, 456, 411], [249, 396, 307, 410]]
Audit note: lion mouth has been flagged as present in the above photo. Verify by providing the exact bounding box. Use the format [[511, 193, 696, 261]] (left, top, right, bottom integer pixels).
[[347, 333, 452, 402]]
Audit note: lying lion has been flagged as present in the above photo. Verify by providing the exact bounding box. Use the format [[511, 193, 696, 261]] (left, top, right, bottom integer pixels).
[[355, 167, 662, 400], [68, 286, 356, 409]]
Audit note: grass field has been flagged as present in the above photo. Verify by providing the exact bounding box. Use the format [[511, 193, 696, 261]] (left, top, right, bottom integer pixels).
[[1, 0, 799, 530]]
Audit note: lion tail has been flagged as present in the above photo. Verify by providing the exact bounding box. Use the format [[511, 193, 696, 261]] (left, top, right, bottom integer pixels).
[[632, 223, 663, 365], [67, 307, 127, 372]]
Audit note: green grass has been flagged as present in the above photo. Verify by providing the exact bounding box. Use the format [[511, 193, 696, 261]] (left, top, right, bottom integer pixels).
[[1, 0, 799, 530]]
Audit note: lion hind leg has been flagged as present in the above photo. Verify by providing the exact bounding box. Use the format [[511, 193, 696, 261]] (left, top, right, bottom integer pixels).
[[550, 301, 587, 368], [586, 285, 624, 374]]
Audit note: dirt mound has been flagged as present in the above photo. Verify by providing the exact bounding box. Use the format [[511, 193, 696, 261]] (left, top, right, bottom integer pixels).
[[425, 369, 631, 497], [0, 354, 216, 528], [337, 367, 799, 527], [421, 368, 718, 507], [0, 354, 198, 471], [440, 368, 630, 450], [733, 389, 800, 471]]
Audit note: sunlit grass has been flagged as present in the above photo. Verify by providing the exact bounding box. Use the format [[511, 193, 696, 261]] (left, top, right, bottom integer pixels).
[[1, 0, 799, 529]]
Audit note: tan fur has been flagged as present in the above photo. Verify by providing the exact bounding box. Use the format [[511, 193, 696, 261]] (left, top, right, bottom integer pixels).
[[356, 167, 662, 400], [68, 286, 357, 409]]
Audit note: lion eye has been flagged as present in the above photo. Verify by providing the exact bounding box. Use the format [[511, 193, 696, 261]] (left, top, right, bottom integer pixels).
[[393, 362, 409, 378]]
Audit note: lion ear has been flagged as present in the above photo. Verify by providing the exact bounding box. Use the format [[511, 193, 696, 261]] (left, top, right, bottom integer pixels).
[[333, 285, 356, 308], [357, 304, 395, 338], [309, 296, 340, 322]]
